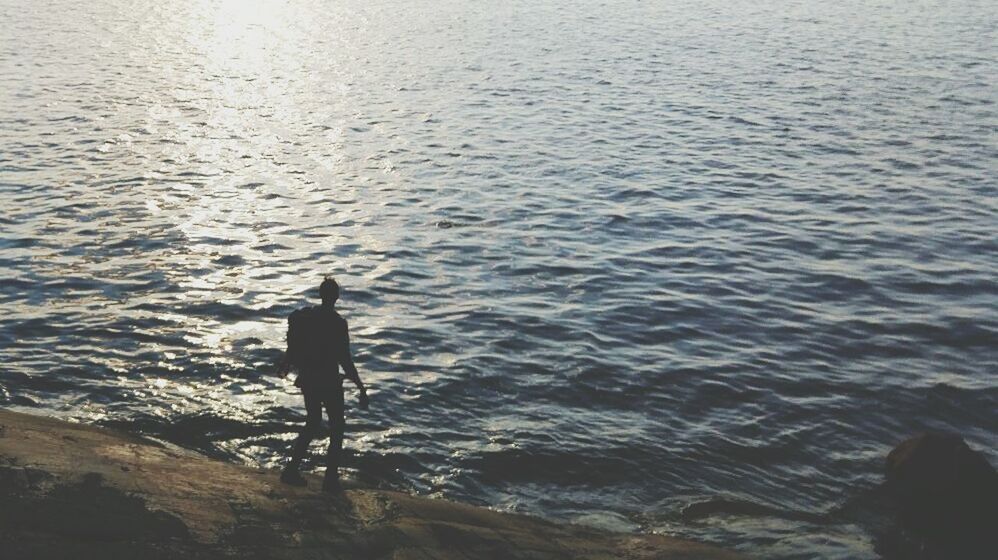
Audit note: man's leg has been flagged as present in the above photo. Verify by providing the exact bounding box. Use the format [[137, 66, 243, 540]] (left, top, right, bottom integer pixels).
[[282, 389, 322, 485], [321, 386, 345, 491]]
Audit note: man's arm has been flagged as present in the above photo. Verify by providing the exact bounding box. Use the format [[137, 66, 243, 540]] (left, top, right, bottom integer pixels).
[[277, 312, 296, 377], [276, 352, 291, 377], [339, 321, 368, 409]]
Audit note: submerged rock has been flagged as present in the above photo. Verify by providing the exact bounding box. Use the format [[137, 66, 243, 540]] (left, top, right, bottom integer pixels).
[[885, 433, 998, 557], [0, 410, 743, 560]]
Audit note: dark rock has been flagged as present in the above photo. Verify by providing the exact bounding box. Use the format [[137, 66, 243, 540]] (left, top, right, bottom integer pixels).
[[0, 409, 745, 560], [885, 433, 998, 556]]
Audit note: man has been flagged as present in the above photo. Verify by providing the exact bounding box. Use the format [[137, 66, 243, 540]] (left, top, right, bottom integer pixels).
[[277, 276, 369, 492]]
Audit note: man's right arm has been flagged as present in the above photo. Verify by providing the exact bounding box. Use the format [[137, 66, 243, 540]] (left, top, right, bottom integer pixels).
[[338, 321, 368, 409]]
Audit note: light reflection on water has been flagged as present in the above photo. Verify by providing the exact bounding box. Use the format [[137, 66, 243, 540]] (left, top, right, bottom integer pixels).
[[2, 0, 997, 558]]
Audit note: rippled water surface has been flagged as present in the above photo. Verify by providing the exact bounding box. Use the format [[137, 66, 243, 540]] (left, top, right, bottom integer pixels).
[[2, 0, 997, 557]]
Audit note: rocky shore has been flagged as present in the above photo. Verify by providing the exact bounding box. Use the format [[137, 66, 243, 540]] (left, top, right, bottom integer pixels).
[[0, 409, 744, 560]]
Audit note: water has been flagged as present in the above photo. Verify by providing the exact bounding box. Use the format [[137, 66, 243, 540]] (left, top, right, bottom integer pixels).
[[2, 0, 996, 557]]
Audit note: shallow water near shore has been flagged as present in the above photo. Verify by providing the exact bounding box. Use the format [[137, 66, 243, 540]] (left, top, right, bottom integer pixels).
[[2, 1, 996, 557]]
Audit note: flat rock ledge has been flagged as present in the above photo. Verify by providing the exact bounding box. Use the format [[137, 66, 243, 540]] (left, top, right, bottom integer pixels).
[[0, 410, 744, 560]]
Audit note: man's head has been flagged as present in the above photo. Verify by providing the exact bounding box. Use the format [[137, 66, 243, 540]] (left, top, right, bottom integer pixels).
[[319, 276, 340, 305]]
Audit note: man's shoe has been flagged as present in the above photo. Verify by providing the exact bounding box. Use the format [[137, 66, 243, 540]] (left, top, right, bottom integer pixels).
[[280, 468, 307, 487], [321, 473, 342, 494]]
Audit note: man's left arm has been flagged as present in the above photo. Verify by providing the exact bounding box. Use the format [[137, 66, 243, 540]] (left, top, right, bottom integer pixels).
[[277, 312, 296, 377]]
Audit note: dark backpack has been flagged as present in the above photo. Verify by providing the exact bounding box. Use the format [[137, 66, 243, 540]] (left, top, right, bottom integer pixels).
[[286, 307, 329, 371]]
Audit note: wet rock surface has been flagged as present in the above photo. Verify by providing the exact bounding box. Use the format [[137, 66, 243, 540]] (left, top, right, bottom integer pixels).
[[0, 410, 743, 560], [884, 433, 998, 558]]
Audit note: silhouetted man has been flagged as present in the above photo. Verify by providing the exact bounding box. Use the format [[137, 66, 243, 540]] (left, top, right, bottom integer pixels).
[[277, 276, 368, 492]]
